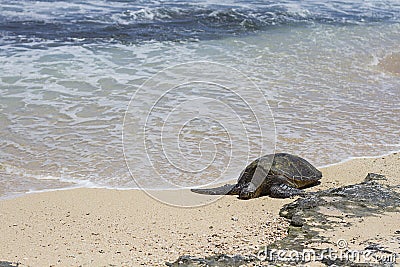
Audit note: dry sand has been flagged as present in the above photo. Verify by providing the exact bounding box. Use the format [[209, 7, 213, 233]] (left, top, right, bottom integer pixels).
[[0, 152, 399, 266]]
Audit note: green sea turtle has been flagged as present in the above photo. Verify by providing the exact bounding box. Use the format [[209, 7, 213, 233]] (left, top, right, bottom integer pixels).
[[191, 153, 322, 199]]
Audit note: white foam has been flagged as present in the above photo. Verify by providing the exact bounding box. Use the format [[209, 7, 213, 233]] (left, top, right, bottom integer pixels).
[[1, 19, 400, 197]]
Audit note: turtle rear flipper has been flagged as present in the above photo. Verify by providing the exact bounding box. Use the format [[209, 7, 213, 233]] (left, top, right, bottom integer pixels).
[[269, 183, 306, 198], [191, 184, 238, 195]]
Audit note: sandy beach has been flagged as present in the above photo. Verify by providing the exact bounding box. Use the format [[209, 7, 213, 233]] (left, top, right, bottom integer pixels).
[[0, 152, 399, 266], [1, 1, 400, 266]]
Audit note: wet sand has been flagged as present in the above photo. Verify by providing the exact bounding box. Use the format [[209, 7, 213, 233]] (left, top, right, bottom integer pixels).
[[378, 52, 400, 75], [0, 152, 399, 266]]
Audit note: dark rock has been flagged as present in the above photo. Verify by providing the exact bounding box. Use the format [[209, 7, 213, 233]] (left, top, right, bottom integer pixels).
[[364, 243, 393, 254], [168, 180, 400, 266], [365, 173, 387, 182], [280, 180, 400, 227], [289, 211, 305, 227], [0, 262, 20, 267], [165, 254, 257, 267], [269, 180, 400, 266]]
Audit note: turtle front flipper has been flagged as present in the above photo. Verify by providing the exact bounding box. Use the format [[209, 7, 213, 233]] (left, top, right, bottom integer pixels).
[[191, 184, 238, 195], [269, 183, 306, 198]]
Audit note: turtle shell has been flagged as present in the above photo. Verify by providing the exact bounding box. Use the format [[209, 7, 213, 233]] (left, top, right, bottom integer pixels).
[[237, 153, 322, 188]]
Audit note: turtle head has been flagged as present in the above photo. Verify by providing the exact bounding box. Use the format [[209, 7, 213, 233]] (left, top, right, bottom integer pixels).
[[238, 190, 253, 200], [238, 182, 258, 200]]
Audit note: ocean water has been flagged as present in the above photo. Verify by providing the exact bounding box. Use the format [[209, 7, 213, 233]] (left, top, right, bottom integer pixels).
[[1, 0, 400, 198]]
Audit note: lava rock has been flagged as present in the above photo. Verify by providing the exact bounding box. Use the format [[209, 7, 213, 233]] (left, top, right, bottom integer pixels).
[[365, 173, 387, 182]]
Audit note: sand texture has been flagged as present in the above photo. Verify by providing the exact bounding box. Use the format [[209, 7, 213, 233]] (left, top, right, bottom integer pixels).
[[0, 152, 399, 266]]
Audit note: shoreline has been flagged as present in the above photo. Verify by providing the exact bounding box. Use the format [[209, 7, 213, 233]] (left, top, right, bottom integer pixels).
[[2, 149, 399, 202], [0, 152, 399, 266], [317, 148, 400, 169]]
